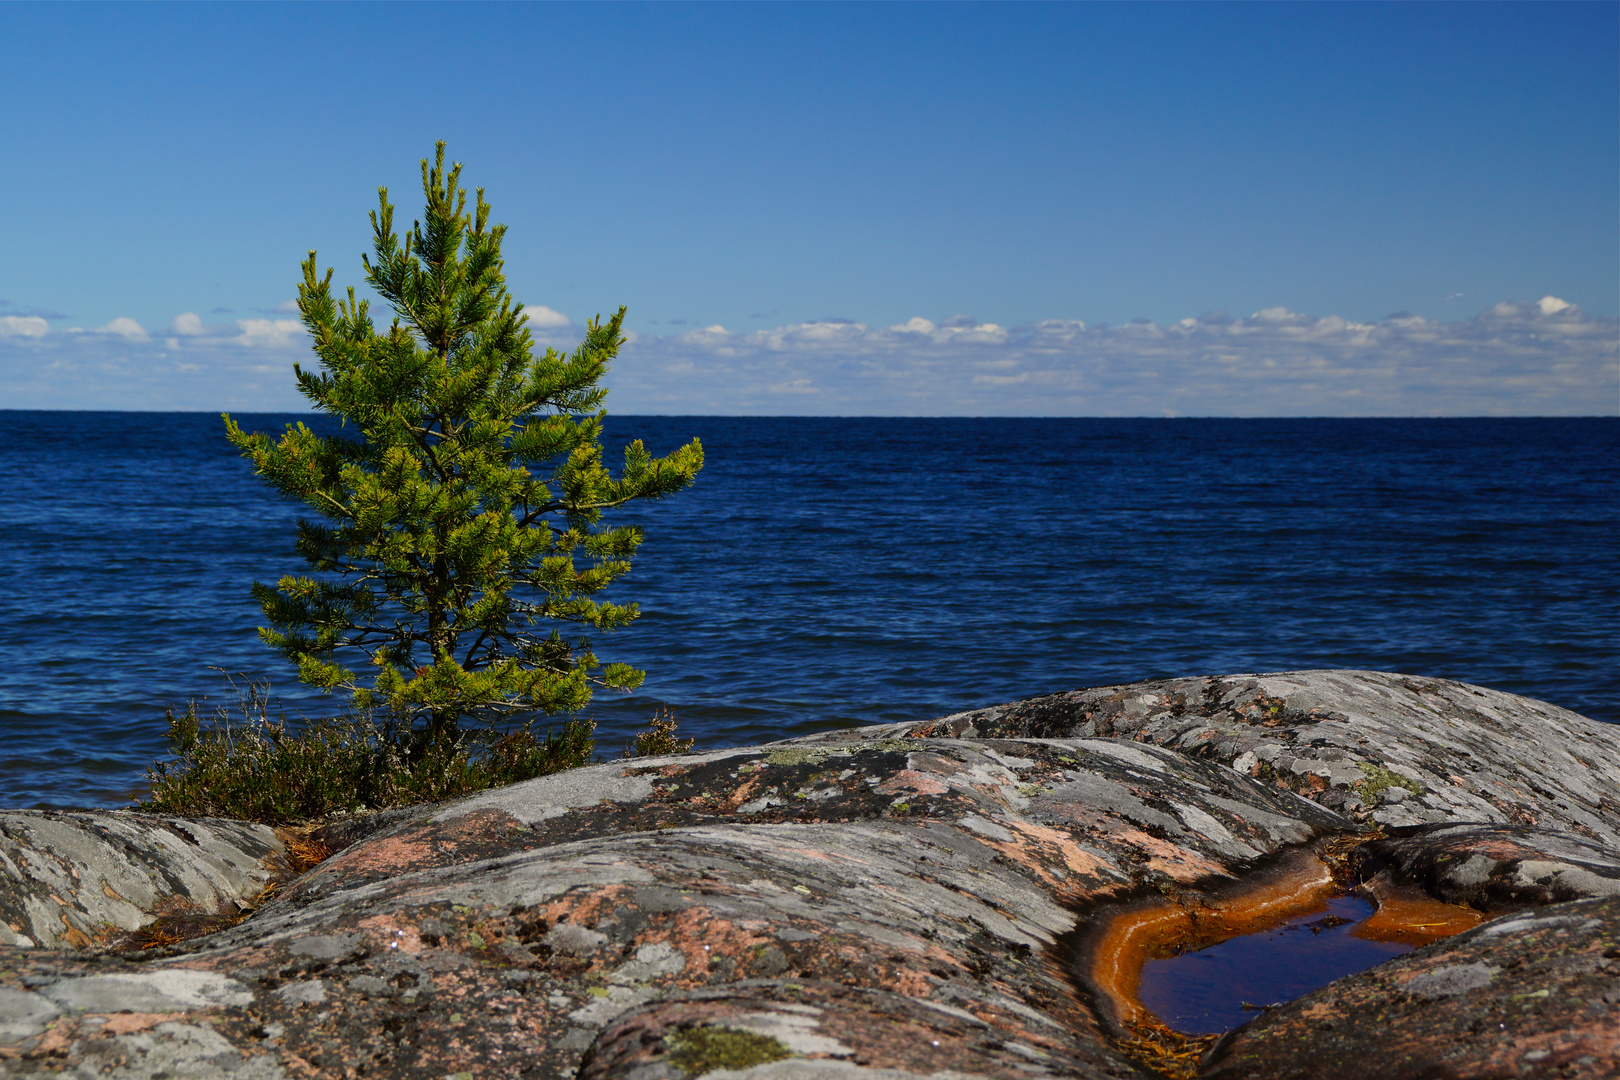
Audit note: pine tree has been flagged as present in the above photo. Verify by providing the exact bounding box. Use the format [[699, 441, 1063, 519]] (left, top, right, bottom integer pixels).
[[225, 143, 702, 751]]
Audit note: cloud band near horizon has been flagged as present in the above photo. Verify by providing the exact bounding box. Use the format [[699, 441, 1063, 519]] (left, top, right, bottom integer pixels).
[[1, 298, 1614, 416]]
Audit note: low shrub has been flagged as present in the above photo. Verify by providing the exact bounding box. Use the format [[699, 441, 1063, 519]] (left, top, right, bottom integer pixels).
[[628, 706, 696, 758], [140, 676, 688, 826]]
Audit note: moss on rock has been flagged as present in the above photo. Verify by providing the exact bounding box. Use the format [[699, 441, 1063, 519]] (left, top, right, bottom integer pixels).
[[1355, 760, 1426, 800], [664, 1026, 794, 1076]]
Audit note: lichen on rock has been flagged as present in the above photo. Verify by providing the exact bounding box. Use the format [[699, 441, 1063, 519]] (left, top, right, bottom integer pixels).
[[0, 670, 1616, 1080]]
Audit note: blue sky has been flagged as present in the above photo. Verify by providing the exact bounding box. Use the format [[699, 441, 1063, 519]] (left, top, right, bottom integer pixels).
[[1, 1, 1614, 414]]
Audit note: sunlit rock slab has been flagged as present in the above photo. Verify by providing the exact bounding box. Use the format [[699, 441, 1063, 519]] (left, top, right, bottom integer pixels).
[[904, 669, 1620, 846], [0, 669, 1615, 1080], [0, 811, 289, 949], [0, 731, 1347, 1078], [1354, 822, 1620, 910]]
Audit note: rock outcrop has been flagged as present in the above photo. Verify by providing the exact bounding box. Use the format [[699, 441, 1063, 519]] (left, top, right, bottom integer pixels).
[[0, 811, 290, 950], [913, 670, 1620, 844], [0, 671, 1616, 1079], [1200, 895, 1620, 1079]]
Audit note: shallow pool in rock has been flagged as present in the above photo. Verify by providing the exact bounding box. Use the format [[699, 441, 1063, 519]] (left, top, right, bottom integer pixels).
[[1136, 895, 1414, 1035]]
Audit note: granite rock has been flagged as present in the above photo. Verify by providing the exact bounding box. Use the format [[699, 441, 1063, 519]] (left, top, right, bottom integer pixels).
[[912, 669, 1620, 844], [0, 810, 291, 949], [0, 670, 1614, 1080], [1200, 895, 1620, 1079]]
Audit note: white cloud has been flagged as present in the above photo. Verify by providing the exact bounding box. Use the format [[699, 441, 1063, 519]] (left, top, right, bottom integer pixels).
[[233, 318, 306, 349], [96, 317, 148, 341], [949, 322, 1009, 343], [0, 315, 48, 338], [522, 305, 571, 328], [273, 299, 299, 314], [606, 301, 1617, 416], [0, 310, 314, 410], [2, 298, 1613, 415], [159, 312, 310, 349], [1252, 306, 1303, 323]]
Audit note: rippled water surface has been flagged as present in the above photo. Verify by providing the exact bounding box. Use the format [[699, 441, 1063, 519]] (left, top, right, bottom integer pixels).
[[2, 412, 1615, 809]]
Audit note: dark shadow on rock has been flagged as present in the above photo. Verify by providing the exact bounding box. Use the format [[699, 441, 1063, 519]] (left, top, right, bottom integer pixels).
[[1353, 822, 1620, 911]]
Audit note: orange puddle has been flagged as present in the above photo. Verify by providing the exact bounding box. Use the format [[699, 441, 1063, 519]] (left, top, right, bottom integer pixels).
[[1089, 849, 1336, 1029], [1085, 849, 1486, 1033]]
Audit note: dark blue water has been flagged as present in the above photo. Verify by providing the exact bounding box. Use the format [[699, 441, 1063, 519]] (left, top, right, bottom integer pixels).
[[1137, 896, 1410, 1034], [1, 413, 1615, 810]]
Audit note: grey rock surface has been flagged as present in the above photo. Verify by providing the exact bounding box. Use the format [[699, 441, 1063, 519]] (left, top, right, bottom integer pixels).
[[1353, 821, 1620, 909], [1201, 895, 1620, 1079], [0, 670, 1615, 1080], [906, 669, 1620, 845], [0, 811, 291, 949]]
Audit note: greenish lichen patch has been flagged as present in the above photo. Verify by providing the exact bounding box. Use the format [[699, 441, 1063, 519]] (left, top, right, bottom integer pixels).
[[1355, 761, 1426, 799], [765, 747, 848, 766], [664, 1026, 794, 1076], [763, 740, 914, 767]]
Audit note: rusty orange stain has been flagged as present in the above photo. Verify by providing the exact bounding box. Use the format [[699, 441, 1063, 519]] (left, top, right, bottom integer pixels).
[[57, 915, 91, 950], [1475, 1026, 1620, 1073], [280, 1051, 319, 1077], [723, 775, 763, 808], [99, 1012, 186, 1034], [1083, 846, 1498, 1039], [876, 770, 950, 796], [888, 965, 935, 997], [1356, 878, 1484, 947], [632, 906, 771, 983], [1454, 838, 1534, 861], [26, 1020, 76, 1056], [322, 831, 434, 875], [785, 847, 834, 860], [1294, 1000, 1336, 1021], [1088, 901, 1197, 1029], [1108, 826, 1229, 882], [539, 885, 634, 931], [1007, 819, 1112, 877]]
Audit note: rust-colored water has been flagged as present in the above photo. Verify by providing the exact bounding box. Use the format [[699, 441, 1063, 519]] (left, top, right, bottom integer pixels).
[[1137, 895, 1411, 1034], [1086, 849, 1338, 1029], [1083, 851, 1489, 1038], [1353, 876, 1486, 947]]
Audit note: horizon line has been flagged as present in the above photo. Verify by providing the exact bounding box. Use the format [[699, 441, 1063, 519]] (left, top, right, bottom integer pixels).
[[4, 409, 1616, 421]]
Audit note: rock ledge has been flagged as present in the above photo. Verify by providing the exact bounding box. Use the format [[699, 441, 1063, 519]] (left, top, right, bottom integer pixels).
[[1, 670, 1616, 1079]]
